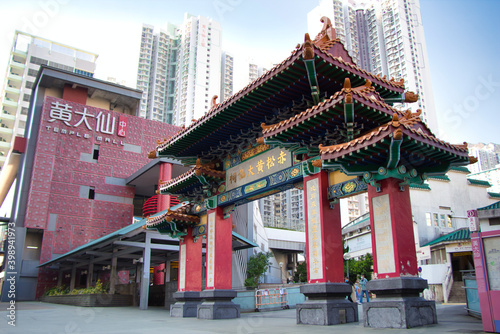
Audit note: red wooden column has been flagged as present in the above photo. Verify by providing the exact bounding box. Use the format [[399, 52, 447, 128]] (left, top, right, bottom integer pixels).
[[304, 170, 344, 283], [367, 177, 418, 278], [197, 207, 239, 319], [178, 227, 202, 291], [205, 206, 233, 290], [158, 162, 173, 211], [154, 162, 173, 285]]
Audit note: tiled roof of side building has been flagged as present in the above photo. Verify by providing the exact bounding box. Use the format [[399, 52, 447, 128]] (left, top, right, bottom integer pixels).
[[478, 200, 500, 211], [449, 166, 471, 173], [422, 228, 471, 247], [409, 183, 431, 190], [428, 175, 451, 181], [467, 178, 492, 187]]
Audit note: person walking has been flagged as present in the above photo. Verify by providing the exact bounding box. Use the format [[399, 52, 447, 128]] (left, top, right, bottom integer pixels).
[[345, 276, 354, 302], [359, 274, 369, 303], [354, 280, 361, 304]]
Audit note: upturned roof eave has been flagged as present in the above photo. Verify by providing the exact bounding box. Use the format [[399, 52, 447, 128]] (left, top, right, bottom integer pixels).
[[155, 46, 406, 159], [262, 88, 403, 140], [320, 123, 469, 165]]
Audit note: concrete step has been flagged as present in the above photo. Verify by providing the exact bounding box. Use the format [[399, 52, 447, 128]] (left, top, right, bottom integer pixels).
[[447, 281, 466, 303]]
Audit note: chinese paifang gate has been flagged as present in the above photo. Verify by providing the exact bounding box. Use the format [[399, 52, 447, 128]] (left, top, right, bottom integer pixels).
[[145, 17, 474, 327]]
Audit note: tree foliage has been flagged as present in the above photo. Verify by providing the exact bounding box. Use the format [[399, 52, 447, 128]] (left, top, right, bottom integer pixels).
[[293, 260, 307, 283], [345, 253, 373, 282], [244, 252, 272, 288]]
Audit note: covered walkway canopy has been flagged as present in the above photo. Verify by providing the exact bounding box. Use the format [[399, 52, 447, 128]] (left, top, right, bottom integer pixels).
[[39, 209, 257, 310]]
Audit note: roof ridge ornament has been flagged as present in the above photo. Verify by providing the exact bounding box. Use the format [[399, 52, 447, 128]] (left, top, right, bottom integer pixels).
[[404, 91, 418, 103], [210, 95, 219, 109], [313, 16, 337, 45], [303, 33, 314, 60], [390, 109, 422, 128]]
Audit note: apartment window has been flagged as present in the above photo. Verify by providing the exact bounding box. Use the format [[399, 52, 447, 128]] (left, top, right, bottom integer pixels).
[[29, 56, 48, 66], [433, 213, 439, 226], [23, 94, 31, 102], [48, 61, 74, 72], [439, 214, 446, 227], [425, 212, 432, 226], [88, 187, 95, 200], [92, 146, 99, 160], [27, 69, 38, 77], [25, 81, 34, 89], [74, 69, 94, 78], [447, 215, 453, 228]]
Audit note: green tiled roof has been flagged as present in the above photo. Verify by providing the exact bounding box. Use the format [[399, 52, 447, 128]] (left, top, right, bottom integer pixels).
[[38, 217, 147, 267], [467, 178, 492, 187], [422, 228, 470, 247], [488, 192, 500, 199], [428, 175, 450, 181], [478, 201, 500, 211], [410, 183, 431, 190], [343, 212, 370, 230], [450, 166, 470, 173]]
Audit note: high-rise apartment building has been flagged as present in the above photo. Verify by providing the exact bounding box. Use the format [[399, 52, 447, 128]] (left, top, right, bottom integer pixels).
[[0, 31, 97, 169], [136, 15, 228, 127], [308, 0, 438, 133], [249, 63, 268, 83], [468, 143, 500, 174], [136, 23, 180, 124], [221, 52, 234, 102], [176, 14, 222, 127], [258, 188, 305, 232]]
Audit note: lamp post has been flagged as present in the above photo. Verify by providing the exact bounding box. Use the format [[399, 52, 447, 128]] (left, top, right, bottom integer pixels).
[[279, 262, 283, 285], [343, 253, 351, 279]]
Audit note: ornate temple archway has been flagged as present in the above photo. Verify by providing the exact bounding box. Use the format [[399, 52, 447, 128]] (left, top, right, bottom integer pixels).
[[145, 18, 473, 327]]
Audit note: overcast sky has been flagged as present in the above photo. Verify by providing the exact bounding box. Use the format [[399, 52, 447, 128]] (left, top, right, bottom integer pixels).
[[0, 0, 498, 146]]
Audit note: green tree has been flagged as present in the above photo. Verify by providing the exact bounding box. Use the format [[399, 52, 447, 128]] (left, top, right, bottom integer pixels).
[[344, 253, 373, 282], [293, 260, 307, 283], [244, 252, 272, 288]]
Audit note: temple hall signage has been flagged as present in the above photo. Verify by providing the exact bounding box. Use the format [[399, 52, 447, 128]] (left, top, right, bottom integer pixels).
[[44, 99, 127, 145], [225, 147, 292, 191]]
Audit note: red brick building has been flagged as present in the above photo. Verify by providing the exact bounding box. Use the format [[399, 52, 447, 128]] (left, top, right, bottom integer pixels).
[[0, 66, 179, 300]]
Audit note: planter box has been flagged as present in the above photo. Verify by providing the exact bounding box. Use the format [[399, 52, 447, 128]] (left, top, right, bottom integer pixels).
[[40, 294, 132, 307]]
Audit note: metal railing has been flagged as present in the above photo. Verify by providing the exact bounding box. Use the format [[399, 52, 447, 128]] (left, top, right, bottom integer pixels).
[[255, 288, 289, 311], [443, 265, 454, 304]]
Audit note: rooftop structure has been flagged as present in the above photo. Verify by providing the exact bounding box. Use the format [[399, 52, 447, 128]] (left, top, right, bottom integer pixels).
[[0, 31, 98, 170]]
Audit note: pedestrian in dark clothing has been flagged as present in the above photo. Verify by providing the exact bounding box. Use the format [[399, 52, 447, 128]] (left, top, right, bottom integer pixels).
[[345, 276, 354, 302]]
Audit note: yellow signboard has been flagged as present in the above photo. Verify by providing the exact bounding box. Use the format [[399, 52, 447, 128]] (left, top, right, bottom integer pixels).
[[225, 147, 292, 191]]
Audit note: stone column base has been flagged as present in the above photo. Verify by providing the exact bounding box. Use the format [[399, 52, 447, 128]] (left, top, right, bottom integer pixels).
[[296, 283, 358, 325], [197, 289, 240, 320], [170, 291, 202, 318], [363, 277, 437, 329]]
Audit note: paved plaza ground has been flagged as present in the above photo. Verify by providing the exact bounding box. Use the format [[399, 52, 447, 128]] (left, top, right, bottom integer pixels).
[[0, 301, 485, 334]]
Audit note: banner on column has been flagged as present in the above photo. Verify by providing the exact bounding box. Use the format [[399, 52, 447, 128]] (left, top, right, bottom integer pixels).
[[207, 212, 215, 288], [373, 194, 396, 274], [179, 244, 186, 291], [306, 178, 323, 280]]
